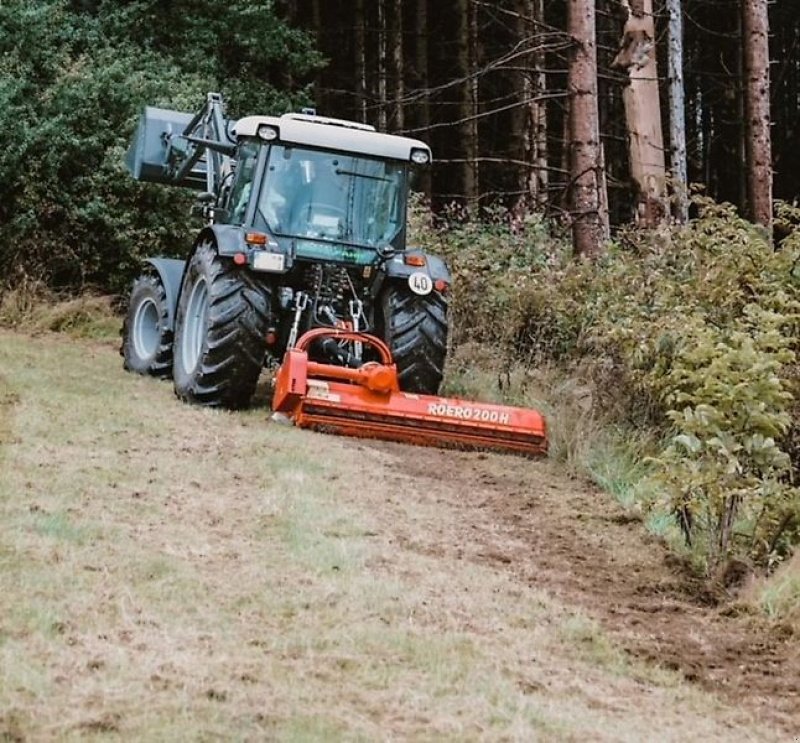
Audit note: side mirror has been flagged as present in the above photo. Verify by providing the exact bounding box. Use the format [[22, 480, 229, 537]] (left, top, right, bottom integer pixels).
[[196, 191, 215, 204]]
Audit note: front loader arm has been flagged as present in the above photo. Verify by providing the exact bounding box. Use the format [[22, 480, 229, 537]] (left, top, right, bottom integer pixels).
[[164, 92, 235, 195]]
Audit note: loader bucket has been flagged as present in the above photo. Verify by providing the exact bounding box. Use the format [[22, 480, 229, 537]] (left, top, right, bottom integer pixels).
[[272, 329, 547, 457], [126, 106, 207, 190]]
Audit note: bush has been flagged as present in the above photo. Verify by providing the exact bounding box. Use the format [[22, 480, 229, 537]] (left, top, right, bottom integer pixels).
[[422, 199, 800, 574], [0, 0, 321, 295]]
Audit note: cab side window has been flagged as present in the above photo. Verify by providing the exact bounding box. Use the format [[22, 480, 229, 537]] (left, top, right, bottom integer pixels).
[[227, 142, 259, 224]]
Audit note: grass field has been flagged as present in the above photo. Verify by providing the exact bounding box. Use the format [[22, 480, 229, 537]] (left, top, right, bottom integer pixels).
[[0, 330, 789, 740]]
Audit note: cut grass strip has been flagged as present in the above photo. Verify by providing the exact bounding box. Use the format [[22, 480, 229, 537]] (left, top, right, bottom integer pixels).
[[0, 330, 778, 741]]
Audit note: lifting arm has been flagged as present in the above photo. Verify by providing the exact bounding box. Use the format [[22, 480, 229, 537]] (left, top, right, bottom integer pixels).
[[126, 91, 237, 196], [163, 92, 235, 196]]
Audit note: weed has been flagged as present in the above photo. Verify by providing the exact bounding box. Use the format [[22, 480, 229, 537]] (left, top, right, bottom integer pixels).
[[559, 613, 628, 674], [745, 551, 800, 628], [583, 430, 655, 509], [0, 283, 120, 341]]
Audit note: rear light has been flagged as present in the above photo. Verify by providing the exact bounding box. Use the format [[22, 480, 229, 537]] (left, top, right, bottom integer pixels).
[[245, 232, 267, 245], [265, 329, 278, 345], [233, 252, 247, 265], [404, 254, 426, 267], [434, 279, 449, 293]]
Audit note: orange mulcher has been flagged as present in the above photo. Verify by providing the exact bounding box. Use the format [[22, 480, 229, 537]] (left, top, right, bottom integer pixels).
[[272, 328, 547, 456]]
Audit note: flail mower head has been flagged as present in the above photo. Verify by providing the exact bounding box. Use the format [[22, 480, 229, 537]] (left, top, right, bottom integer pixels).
[[272, 329, 547, 457]]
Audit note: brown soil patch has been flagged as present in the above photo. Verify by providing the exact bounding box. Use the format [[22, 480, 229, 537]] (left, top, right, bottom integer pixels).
[[363, 441, 800, 734]]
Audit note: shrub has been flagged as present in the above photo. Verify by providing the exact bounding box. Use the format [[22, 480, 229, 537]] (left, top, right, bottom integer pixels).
[[0, 0, 321, 295], [423, 198, 800, 573]]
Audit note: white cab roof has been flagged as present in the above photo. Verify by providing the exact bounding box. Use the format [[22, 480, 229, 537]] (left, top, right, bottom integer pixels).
[[233, 113, 432, 162]]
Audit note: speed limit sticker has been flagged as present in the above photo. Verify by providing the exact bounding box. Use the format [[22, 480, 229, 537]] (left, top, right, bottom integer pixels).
[[408, 272, 433, 296]]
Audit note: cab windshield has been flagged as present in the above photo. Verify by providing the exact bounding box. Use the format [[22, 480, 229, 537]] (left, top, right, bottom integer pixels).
[[257, 145, 406, 248]]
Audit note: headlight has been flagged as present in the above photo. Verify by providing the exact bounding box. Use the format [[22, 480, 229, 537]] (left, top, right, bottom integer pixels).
[[257, 125, 279, 141], [410, 148, 431, 165]]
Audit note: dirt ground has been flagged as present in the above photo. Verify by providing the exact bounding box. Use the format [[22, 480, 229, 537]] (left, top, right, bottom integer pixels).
[[2, 330, 799, 739], [364, 441, 800, 734]]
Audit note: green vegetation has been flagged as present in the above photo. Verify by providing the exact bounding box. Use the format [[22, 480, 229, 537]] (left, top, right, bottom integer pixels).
[[0, 0, 321, 294], [756, 553, 800, 623], [414, 198, 800, 577]]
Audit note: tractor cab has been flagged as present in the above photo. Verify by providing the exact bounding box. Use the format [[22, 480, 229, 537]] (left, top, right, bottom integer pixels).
[[224, 113, 431, 264], [228, 142, 408, 252], [126, 100, 431, 263]]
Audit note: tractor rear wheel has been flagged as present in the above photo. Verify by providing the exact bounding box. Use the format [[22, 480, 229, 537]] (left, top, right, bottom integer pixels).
[[380, 284, 448, 395], [122, 272, 173, 377], [172, 240, 271, 408]]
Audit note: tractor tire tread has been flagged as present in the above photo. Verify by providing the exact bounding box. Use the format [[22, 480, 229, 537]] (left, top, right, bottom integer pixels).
[[121, 272, 173, 378], [382, 287, 448, 395], [174, 241, 270, 409]]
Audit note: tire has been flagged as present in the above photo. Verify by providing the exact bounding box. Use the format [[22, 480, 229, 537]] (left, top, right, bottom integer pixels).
[[121, 273, 173, 377], [380, 284, 448, 395], [172, 240, 271, 409]]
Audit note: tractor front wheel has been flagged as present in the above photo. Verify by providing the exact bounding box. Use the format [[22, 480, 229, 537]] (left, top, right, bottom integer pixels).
[[122, 272, 173, 377], [380, 284, 448, 395], [172, 241, 271, 408]]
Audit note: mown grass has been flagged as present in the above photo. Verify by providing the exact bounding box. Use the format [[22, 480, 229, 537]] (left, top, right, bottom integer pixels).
[[0, 326, 767, 740], [1, 286, 786, 612]]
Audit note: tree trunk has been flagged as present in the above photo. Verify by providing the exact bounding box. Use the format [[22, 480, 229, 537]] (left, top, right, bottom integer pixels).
[[512, 0, 531, 211], [391, 0, 404, 131], [377, 0, 388, 130], [598, 142, 610, 237], [455, 0, 477, 202], [742, 0, 773, 230], [612, 0, 667, 227], [311, 0, 323, 112], [354, 0, 367, 123], [532, 0, 549, 212], [415, 0, 431, 196], [568, 0, 603, 257], [469, 0, 480, 201], [666, 0, 688, 222], [737, 11, 748, 212], [513, 0, 549, 214]]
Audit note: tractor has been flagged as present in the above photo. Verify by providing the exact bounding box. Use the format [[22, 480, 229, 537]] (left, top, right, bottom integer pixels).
[[122, 92, 449, 409]]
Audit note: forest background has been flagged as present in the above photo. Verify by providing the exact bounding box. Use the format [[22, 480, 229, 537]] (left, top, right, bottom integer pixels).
[[1, 0, 800, 582], [1, 0, 799, 289]]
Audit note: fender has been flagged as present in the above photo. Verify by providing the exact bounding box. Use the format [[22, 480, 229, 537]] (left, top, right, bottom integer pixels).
[[144, 257, 186, 330], [142, 226, 258, 333], [201, 223, 247, 257], [197, 223, 292, 272]]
